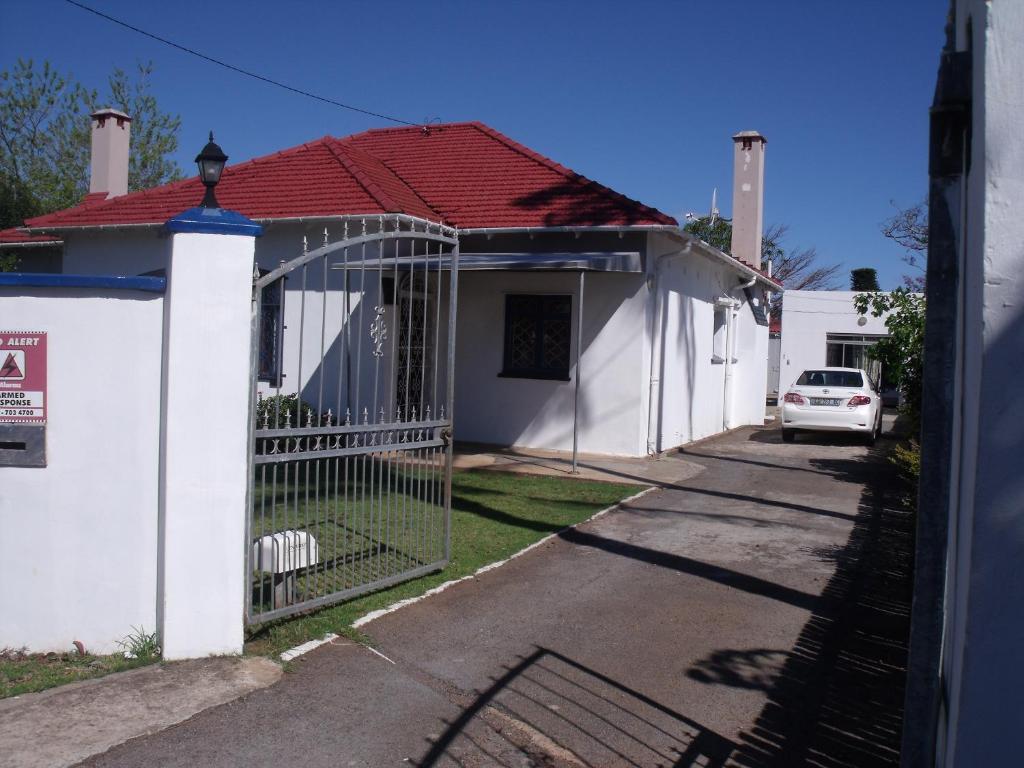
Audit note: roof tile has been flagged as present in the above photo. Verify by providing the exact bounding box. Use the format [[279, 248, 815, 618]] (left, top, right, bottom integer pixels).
[[17, 122, 676, 234]]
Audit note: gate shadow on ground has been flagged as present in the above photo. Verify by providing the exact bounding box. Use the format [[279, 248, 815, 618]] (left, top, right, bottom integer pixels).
[[414, 647, 737, 768], [685, 452, 914, 767], [417, 449, 913, 767]]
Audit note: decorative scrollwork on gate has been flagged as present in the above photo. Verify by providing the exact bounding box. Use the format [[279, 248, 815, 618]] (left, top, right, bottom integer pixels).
[[369, 305, 387, 357]]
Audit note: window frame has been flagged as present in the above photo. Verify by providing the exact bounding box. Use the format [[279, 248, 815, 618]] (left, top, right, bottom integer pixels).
[[711, 305, 737, 364], [257, 272, 286, 388], [499, 293, 573, 381]]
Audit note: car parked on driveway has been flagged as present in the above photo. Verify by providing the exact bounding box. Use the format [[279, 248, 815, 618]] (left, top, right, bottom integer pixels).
[[781, 367, 883, 445]]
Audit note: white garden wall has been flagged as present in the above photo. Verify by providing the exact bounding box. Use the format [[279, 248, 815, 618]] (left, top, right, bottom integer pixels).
[[937, 2, 1024, 763], [2, 213, 259, 659], [0, 285, 163, 654]]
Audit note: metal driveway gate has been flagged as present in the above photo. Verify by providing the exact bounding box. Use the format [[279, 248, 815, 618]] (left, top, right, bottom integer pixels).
[[245, 215, 459, 625]]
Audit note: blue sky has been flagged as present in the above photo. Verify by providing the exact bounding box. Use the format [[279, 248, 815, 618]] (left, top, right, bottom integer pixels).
[[1, 0, 944, 288]]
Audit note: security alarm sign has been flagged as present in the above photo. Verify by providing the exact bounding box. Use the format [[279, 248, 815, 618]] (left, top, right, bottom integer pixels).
[[0, 332, 46, 423]]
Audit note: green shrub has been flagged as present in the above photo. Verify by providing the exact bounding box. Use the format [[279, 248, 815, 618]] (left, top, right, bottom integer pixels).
[[256, 393, 317, 428], [116, 626, 161, 661], [890, 439, 921, 507]]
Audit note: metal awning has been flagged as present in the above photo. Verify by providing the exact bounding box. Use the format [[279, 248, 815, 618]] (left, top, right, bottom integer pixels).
[[328, 250, 642, 473], [331, 252, 642, 273]]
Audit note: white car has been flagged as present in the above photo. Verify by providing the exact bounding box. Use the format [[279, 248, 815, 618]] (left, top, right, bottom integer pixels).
[[781, 367, 883, 445]]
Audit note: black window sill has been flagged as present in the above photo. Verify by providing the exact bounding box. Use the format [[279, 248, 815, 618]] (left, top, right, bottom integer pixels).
[[498, 370, 571, 382]]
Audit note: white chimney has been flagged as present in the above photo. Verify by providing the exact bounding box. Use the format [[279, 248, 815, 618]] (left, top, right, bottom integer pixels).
[[729, 130, 766, 269], [89, 108, 131, 198]]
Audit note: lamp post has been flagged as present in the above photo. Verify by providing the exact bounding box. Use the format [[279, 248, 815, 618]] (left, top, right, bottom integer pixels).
[[195, 132, 228, 208]]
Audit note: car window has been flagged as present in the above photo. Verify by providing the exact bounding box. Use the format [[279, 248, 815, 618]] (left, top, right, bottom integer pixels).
[[796, 370, 864, 388]]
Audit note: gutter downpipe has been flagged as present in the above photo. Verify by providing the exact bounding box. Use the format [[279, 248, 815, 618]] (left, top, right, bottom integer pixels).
[[721, 275, 757, 432], [646, 245, 688, 455], [571, 270, 585, 473]]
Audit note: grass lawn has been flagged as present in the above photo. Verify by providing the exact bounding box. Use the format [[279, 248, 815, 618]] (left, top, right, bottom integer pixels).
[[0, 647, 154, 699], [244, 469, 642, 657]]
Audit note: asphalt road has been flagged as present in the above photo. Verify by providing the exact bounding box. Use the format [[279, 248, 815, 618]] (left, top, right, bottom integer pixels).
[[81, 421, 912, 768]]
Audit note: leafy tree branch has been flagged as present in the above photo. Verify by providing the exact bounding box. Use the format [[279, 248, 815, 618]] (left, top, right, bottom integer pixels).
[[853, 288, 925, 428], [0, 58, 183, 230], [683, 216, 843, 310]]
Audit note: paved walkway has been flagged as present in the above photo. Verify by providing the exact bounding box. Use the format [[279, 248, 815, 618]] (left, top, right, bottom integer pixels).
[[453, 442, 706, 485], [0, 658, 280, 768], [74, 423, 911, 767]]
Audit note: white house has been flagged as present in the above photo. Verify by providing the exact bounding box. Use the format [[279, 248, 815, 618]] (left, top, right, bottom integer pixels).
[[779, 290, 892, 394], [3, 118, 780, 458]]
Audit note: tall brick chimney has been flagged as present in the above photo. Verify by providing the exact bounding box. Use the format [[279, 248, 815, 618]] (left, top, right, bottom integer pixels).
[[89, 108, 131, 198], [729, 130, 766, 269]]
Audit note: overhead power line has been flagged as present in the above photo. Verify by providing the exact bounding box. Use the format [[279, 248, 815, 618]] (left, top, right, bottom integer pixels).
[[63, 0, 420, 127]]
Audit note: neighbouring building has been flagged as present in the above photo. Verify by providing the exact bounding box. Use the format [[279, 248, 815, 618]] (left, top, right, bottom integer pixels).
[[778, 290, 894, 394]]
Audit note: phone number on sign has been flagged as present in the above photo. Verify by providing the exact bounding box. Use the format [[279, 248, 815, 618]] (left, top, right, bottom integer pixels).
[[1, 409, 39, 417]]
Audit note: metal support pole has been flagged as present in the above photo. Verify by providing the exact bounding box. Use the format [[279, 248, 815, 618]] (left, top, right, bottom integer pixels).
[[572, 271, 585, 474], [443, 238, 459, 561]]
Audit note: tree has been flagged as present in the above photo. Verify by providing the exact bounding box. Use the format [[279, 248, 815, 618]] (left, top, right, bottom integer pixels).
[[853, 289, 926, 427], [850, 267, 880, 291], [0, 59, 183, 231], [882, 200, 927, 291], [683, 216, 842, 291]]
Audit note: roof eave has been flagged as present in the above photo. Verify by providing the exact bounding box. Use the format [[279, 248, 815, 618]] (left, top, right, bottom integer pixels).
[[24, 212, 459, 236], [0, 239, 63, 249], [663, 229, 783, 290]]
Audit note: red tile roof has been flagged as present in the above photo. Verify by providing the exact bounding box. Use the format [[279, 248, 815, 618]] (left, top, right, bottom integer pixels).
[[342, 123, 676, 228], [0, 227, 62, 246], [16, 122, 676, 234]]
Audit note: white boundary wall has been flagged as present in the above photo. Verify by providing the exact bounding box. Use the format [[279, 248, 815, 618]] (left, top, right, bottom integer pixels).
[[1, 217, 258, 658], [158, 230, 255, 659], [938, 2, 1024, 763], [0, 287, 164, 654]]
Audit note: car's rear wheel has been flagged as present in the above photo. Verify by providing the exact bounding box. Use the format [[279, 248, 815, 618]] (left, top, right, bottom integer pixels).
[[782, 429, 795, 443], [865, 424, 878, 446]]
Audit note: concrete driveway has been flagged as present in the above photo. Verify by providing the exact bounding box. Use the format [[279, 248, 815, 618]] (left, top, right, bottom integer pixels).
[[82, 421, 912, 768]]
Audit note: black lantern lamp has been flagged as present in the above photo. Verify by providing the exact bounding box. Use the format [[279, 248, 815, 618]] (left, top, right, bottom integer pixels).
[[195, 132, 228, 208]]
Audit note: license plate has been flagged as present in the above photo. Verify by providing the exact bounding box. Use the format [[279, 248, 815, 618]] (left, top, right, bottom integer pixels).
[[810, 397, 842, 406]]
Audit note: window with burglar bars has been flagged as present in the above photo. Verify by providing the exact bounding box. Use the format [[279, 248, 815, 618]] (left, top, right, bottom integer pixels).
[[502, 294, 571, 380], [257, 275, 285, 387], [396, 275, 432, 417]]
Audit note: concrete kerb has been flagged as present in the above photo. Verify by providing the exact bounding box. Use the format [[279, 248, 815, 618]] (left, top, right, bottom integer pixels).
[[279, 485, 658, 662]]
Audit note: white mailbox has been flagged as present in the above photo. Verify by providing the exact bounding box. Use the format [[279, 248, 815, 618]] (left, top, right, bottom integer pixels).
[[252, 530, 319, 574]]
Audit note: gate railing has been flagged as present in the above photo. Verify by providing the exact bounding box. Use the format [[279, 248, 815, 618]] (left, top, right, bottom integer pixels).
[[245, 215, 458, 625]]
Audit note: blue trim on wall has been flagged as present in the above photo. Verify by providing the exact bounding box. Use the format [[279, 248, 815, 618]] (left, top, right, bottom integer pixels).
[[0, 273, 167, 293], [164, 206, 263, 237]]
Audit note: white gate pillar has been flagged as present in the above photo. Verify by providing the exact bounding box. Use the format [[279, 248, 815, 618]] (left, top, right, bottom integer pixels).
[[158, 207, 261, 659]]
